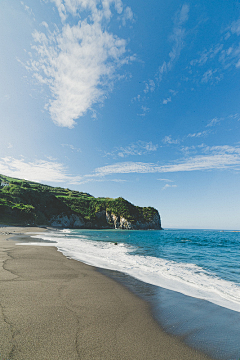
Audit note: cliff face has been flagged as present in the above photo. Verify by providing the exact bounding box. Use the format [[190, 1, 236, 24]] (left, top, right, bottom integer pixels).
[[104, 211, 161, 230], [50, 210, 162, 230], [50, 214, 85, 228]]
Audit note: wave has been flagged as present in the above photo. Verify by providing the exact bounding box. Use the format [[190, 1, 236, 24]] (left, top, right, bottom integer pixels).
[[24, 230, 240, 313]]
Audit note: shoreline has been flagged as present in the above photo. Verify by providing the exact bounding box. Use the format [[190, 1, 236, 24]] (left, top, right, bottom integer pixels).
[[1, 227, 213, 359]]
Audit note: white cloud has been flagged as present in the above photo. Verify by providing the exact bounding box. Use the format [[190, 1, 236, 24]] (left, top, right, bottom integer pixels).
[[20, 1, 36, 20], [169, 4, 189, 63], [180, 145, 201, 156], [132, 94, 141, 102], [1, 146, 240, 186], [201, 69, 217, 83], [158, 4, 189, 81], [162, 184, 177, 190], [103, 141, 158, 158], [0, 157, 80, 183], [206, 113, 240, 127], [94, 162, 156, 175], [162, 97, 171, 105], [218, 43, 240, 69], [133, 4, 187, 102], [162, 135, 179, 144], [51, 0, 124, 22], [61, 143, 81, 152], [121, 6, 133, 26], [187, 130, 209, 137], [189, 16, 240, 84], [162, 89, 178, 105], [206, 117, 221, 127], [94, 145, 240, 176], [28, 0, 133, 128], [144, 79, 155, 93], [190, 44, 223, 67], [158, 61, 167, 81], [138, 106, 149, 117], [229, 113, 240, 120], [169, 89, 178, 96], [40, 21, 49, 29], [230, 19, 240, 36], [0, 156, 131, 186]]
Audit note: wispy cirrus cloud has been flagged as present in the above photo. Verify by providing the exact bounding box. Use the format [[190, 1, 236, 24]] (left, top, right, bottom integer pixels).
[[94, 145, 240, 176], [162, 184, 177, 190], [156, 112, 238, 149], [132, 4, 188, 111], [158, 178, 176, 190], [187, 130, 209, 138], [184, 113, 240, 140], [1, 146, 239, 187], [206, 113, 240, 128], [229, 18, 240, 36], [190, 44, 224, 67], [27, 0, 134, 128], [103, 141, 158, 158], [61, 144, 81, 152], [0, 157, 128, 186], [158, 4, 189, 81], [206, 117, 221, 127], [201, 69, 217, 83], [189, 16, 240, 85], [20, 1, 35, 20]]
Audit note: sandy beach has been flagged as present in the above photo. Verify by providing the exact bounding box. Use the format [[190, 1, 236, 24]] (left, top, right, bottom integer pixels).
[[0, 227, 214, 360]]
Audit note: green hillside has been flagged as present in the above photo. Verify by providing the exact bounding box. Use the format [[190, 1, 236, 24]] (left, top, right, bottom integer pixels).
[[0, 174, 161, 229]]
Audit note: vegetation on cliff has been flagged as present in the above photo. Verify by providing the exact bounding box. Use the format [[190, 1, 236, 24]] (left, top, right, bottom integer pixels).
[[0, 174, 161, 229]]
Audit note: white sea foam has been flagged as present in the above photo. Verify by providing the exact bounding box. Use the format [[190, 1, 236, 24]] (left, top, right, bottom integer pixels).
[[21, 231, 240, 313]]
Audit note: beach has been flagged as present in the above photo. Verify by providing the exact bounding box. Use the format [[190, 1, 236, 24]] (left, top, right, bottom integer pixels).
[[0, 227, 214, 359]]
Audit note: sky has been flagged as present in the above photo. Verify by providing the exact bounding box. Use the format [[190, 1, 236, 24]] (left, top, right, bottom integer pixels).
[[0, 0, 240, 230]]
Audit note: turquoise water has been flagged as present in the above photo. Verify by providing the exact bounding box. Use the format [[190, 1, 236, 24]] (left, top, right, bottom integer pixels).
[[27, 228, 240, 359], [30, 228, 240, 311], [69, 228, 240, 283]]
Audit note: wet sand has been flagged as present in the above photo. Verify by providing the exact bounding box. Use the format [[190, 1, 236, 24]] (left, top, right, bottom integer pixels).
[[0, 227, 213, 359]]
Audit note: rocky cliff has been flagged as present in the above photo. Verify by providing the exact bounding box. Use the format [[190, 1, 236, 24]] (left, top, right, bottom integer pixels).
[[50, 210, 161, 230]]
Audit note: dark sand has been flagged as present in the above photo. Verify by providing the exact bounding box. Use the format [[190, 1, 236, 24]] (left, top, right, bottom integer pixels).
[[0, 227, 214, 359]]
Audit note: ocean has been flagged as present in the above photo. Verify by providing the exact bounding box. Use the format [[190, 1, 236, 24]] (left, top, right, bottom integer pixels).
[[23, 228, 240, 359]]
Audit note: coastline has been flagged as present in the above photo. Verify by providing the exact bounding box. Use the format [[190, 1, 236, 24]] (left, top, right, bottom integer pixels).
[[0, 227, 213, 359]]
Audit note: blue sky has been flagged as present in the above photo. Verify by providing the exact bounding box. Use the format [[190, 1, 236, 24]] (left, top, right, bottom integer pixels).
[[1, 0, 240, 229]]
